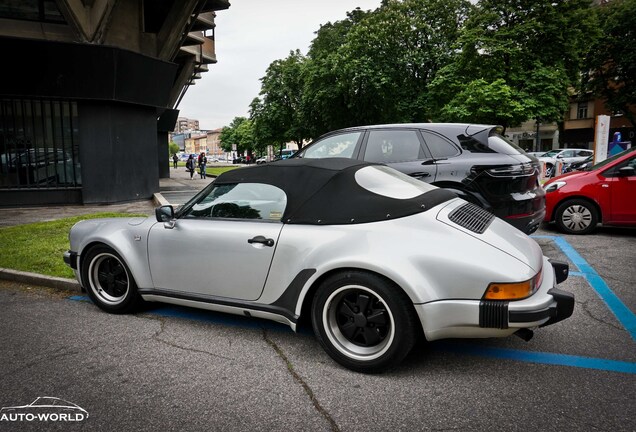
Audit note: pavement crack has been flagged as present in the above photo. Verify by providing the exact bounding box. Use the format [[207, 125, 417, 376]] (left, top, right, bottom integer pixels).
[[262, 328, 340, 432], [576, 299, 624, 332], [140, 314, 235, 361]]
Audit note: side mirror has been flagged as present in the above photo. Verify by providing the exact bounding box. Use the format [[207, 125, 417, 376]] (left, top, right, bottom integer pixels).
[[617, 166, 635, 177], [155, 205, 176, 228], [556, 154, 563, 159]]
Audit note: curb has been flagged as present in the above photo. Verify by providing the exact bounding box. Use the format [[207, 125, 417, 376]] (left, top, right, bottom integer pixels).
[[0, 268, 82, 292], [153, 192, 170, 207]]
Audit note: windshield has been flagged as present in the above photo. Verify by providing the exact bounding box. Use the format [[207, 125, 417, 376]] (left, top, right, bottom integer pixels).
[[589, 147, 636, 171]]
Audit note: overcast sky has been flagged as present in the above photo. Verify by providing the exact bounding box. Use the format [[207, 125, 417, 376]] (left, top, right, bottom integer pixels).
[[177, 0, 382, 131]]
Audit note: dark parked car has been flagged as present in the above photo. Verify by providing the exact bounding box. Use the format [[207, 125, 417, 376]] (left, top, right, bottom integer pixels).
[[294, 124, 545, 234]]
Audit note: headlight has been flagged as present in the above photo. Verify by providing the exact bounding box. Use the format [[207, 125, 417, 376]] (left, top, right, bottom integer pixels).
[[544, 180, 566, 193], [483, 268, 543, 301]]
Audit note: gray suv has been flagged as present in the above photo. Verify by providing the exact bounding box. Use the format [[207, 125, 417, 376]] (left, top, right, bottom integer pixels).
[[294, 123, 545, 234]]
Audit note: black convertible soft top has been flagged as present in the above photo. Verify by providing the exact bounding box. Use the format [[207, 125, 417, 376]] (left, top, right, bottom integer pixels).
[[211, 158, 456, 225]]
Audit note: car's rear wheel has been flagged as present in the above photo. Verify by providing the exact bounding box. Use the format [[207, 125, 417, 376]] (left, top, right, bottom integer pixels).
[[555, 199, 598, 234], [311, 271, 417, 373], [545, 163, 554, 177], [81, 245, 142, 313]]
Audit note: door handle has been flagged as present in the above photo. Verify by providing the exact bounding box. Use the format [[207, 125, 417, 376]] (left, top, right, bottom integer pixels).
[[248, 236, 275, 247], [409, 172, 431, 178]]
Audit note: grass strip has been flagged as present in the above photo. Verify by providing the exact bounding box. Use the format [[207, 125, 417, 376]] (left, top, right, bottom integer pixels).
[[0, 213, 146, 279]]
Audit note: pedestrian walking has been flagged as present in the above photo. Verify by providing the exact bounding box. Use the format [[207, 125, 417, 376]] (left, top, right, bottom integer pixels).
[[172, 154, 178, 169], [198, 152, 207, 179], [186, 154, 195, 179]]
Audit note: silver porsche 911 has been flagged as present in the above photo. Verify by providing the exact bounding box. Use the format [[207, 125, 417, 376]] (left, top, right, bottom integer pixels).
[[64, 158, 574, 373]]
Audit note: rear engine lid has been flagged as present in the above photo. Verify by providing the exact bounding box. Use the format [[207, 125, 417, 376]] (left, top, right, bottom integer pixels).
[[436, 199, 543, 272]]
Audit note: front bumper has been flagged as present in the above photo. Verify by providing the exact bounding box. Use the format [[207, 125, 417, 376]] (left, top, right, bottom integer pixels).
[[415, 258, 574, 341], [63, 250, 78, 270]]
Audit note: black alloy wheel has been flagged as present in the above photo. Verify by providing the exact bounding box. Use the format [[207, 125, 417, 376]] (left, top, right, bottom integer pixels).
[[311, 271, 418, 373], [81, 245, 142, 313]]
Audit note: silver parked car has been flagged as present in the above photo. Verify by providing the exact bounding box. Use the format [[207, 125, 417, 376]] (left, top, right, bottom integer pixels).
[[64, 158, 573, 372], [538, 148, 594, 177]]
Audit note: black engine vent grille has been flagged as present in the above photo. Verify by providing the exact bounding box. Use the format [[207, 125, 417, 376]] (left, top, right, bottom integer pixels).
[[448, 203, 495, 234], [479, 300, 509, 329]]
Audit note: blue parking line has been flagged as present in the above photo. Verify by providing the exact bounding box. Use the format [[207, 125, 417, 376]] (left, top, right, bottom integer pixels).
[[436, 343, 636, 374], [533, 235, 636, 341]]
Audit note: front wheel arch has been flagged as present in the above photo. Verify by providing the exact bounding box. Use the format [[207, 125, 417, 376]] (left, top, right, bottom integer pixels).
[[80, 243, 142, 314], [553, 197, 601, 234]]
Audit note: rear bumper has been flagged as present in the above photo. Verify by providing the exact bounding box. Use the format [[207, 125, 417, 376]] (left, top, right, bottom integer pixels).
[[416, 258, 574, 341]]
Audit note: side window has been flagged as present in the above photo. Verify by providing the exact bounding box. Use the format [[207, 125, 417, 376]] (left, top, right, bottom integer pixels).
[[363, 130, 424, 163], [183, 183, 287, 221], [561, 150, 575, 158], [604, 156, 636, 178], [300, 132, 361, 159], [420, 131, 460, 158]]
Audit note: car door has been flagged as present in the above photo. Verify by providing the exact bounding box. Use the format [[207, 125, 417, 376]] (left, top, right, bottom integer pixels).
[[360, 129, 436, 181], [147, 182, 287, 301], [606, 155, 636, 222]]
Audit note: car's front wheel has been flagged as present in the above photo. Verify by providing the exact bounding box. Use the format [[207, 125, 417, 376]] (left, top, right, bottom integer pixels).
[[311, 271, 418, 373], [554, 198, 599, 234], [81, 245, 142, 314]]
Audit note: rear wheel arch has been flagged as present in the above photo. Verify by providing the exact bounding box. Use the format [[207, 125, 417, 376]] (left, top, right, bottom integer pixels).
[[298, 268, 419, 329], [306, 269, 421, 372]]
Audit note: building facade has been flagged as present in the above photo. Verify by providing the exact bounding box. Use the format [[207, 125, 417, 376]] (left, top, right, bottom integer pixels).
[[0, 0, 230, 206]]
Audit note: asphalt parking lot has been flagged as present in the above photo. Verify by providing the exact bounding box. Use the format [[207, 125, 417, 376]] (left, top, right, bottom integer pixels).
[[0, 221, 634, 432]]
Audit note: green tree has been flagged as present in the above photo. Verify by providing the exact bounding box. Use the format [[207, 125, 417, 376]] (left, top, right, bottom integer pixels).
[[168, 141, 180, 156], [584, 0, 636, 127], [250, 50, 311, 150], [219, 117, 256, 155], [303, 0, 470, 135], [429, 0, 597, 131]]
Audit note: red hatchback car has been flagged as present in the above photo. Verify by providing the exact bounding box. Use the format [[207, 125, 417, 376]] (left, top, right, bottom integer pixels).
[[543, 146, 636, 234]]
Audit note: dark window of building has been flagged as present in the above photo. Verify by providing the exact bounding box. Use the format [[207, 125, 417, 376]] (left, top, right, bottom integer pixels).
[[0, 0, 65, 24], [0, 99, 81, 190], [577, 102, 588, 119]]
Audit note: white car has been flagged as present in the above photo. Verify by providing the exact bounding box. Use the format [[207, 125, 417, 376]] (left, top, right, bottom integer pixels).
[[538, 149, 594, 177], [64, 158, 573, 372]]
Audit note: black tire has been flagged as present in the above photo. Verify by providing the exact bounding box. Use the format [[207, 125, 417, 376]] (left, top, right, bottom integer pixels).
[[554, 198, 599, 234], [545, 164, 554, 178], [311, 271, 418, 373], [81, 245, 142, 314]]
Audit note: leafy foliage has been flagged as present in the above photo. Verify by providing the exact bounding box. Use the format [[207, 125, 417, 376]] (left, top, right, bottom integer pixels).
[[219, 117, 256, 154], [168, 142, 180, 156], [584, 0, 636, 127], [428, 0, 595, 131], [239, 1, 604, 141], [250, 50, 311, 149]]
